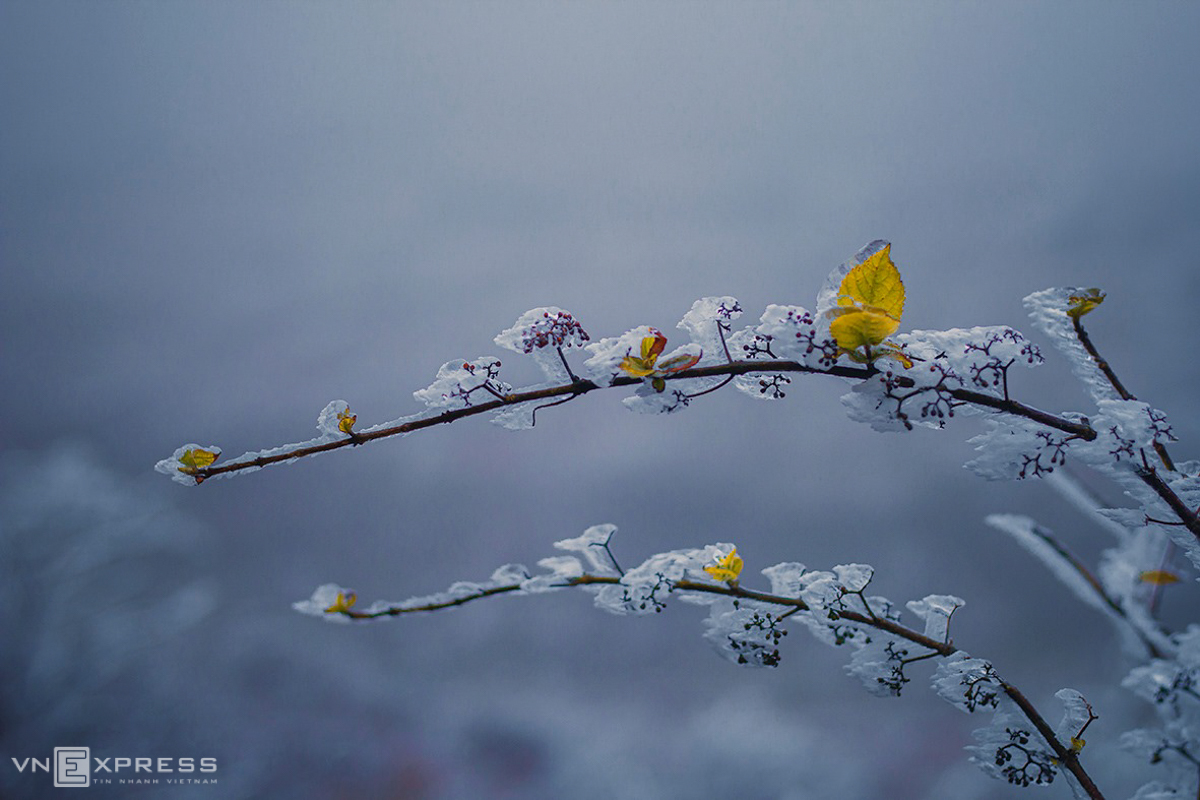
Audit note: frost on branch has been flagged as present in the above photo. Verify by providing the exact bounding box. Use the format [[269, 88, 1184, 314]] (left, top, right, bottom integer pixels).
[[677, 296, 742, 364], [906, 594, 964, 642], [582, 324, 703, 414], [846, 636, 922, 697], [316, 400, 357, 437], [552, 523, 622, 576], [841, 326, 1044, 434], [728, 304, 839, 400], [588, 543, 735, 615], [154, 443, 222, 485], [966, 418, 1080, 480], [1120, 624, 1200, 800], [703, 598, 789, 668], [1071, 399, 1177, 473], [987, 513, 1177, 659], [932, 653, 1002, 713], [969, 696, 1060, 788], [1025, 287, 1118, 405], [293, 583, 358, 624], [413, 357, 511, 411]]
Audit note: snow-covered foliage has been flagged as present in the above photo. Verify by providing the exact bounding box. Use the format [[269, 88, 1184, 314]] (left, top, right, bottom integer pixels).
[[160, 241, 1200, 799]]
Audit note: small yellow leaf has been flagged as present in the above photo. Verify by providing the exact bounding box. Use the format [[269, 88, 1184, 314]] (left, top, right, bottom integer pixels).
[[324, 591, 357, 613], [874, 342, 914, 369], [1067, 288, 1105, 320], [837, 244, 905, 322], [620, 355, 657, 377], [1069, 737, 1086, 754], [829, 309, 901, 351], [641, 330, 668, 362], [704, 547, 744, 583], [1139, 570, 1181, 586], [178, 447, 219, 473], [337, 407, 357, 434]]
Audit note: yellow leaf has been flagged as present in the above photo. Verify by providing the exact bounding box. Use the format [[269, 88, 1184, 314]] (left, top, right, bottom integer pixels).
[[1067, 288, 1105, 320], [837, 244, 905, 322], [829, 309, 901, 351], [337, 407, 357, 434], [1139, 570, 1181, 586], [874, 342, 915, 369], [1070, 737, 1086, 754], [641, 330, 667, 361], [324, 591, 357, 613], [620, 355, 657, 377], [178, 447, 219, 473], [704, 547, 744, 583]]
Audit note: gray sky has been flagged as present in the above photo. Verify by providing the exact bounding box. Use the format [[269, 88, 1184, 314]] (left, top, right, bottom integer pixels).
[[3, 3, 1199, 798]]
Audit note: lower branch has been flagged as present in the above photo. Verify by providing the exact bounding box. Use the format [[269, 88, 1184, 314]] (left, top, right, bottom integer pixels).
[[337, 571, 1105, 799]]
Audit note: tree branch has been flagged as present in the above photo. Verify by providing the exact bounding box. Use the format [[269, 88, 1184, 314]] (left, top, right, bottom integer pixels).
[[1072, 317, 1176, 472], [187, 359, 1096, 481], [338, 572, 1105, 799]]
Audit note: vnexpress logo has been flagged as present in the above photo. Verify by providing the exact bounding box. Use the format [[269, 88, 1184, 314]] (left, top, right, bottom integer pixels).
[[54, 748, 90, 787], [12, 749, 217, 787]]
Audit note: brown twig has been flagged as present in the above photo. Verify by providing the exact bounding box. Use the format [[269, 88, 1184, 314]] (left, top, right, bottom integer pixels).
[[1072, 317, 1176, 472], [188, 359, 1096, 481]]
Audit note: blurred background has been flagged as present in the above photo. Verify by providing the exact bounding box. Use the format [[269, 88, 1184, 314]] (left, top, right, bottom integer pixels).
[[3, 2, 1199, 797]]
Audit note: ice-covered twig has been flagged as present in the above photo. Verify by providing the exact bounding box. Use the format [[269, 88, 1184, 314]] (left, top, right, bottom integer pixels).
[[316, 562, 1105, 798], [174, 357, 1096, 483]]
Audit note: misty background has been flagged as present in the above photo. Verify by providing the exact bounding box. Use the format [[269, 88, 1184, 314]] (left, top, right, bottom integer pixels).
[[3, 3, 1199, 798]]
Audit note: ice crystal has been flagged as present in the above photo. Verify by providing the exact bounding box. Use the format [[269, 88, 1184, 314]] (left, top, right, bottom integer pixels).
[[932, 652, 1002, 713]]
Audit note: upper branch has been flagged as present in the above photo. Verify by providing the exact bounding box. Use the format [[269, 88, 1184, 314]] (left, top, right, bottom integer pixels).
[[187, 359, 1095, 482], [337, 572, 1104, 799]]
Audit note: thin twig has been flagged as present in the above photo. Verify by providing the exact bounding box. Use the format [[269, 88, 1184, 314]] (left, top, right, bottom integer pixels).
[[189, 359, 1096, 481], [1072, 317, 1176, 472]]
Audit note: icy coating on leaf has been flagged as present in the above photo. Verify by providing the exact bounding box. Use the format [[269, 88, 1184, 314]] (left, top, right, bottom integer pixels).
[[154, 443, 224, 486], [582, 325, 659, 387], [1025, 287, 1120, 405], [729, 304, 839, 368], [554, 523, 622, 575], [1072, 398, 1176, 470], [703, 597, 789, 668], [1053, 688, 1093, 746], [898, 326, 1044, 397], [905, 594, 963, 642], [932, 653, 1002, 713], [846, 636, 921, 697], [520, 555, 585, 594], [589, 544, 733, 616], [761, 562, 808, 598], [292, 583, 356, 624], [413, 357, 511, 411], [966, 418, 1080, 480], [968, 696, 1059, 788], [494, 307, 590, 383], [316, 400, 355, 437], [677, 296, 742, 362]]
